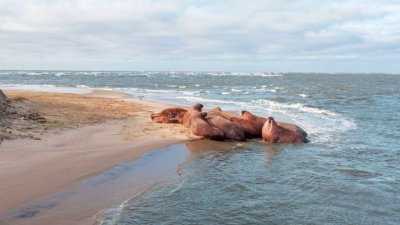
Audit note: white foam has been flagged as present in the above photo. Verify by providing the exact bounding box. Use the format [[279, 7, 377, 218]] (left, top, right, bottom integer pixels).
[[175, 96, 237, 105], [182, 91, 195, 96], [244, 99, 357, 143], [75, 84, 89, 88], [144, 89, 177, 93], [221, 92, 230, 95], [0, 84, 90, 94], [298, 93, 310, 98], [55, 72, 66, 77]]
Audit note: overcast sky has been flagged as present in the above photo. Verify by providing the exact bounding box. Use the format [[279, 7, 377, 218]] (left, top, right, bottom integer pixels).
[[0, 0, 399, 72]]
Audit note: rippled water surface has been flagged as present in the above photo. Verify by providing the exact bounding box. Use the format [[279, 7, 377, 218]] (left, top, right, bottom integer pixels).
[[1, 71, 400, 224]]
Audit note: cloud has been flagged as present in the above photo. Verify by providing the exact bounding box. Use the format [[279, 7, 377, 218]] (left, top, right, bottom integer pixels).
[[0, 0, 399, 72]]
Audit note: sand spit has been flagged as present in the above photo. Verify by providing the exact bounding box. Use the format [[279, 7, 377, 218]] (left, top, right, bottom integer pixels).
[[0, 90, 197, 214]]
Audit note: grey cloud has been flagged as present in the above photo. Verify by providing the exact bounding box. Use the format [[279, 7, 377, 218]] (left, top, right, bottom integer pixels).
[[0, 0, 399, 72]]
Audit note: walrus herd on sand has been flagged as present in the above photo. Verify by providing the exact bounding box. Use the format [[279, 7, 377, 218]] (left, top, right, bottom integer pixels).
[[151, 104, 309, 144]]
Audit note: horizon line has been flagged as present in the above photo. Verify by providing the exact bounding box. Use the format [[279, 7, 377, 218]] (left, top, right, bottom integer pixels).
[[0, 69, 399, 75]]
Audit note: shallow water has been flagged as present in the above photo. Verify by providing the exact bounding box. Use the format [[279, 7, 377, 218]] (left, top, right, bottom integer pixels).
[[98, 140, 400, 225], [1, 71, 400, 224]]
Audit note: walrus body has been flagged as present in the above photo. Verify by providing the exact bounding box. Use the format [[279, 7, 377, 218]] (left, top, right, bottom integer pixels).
[[207, 107, 237, 120], [206, 116, 246, 141], [189, 111, 225, 140], [183, 103, 203, 128], [150, 107, 187, 123], [262, 117, 307, 143], [208, 107, 260, 138], [229, 117, 263, 138], [241, 110, 308, 137]]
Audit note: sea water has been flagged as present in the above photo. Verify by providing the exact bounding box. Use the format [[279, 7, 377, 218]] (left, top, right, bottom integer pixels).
[[1, 71, 399, 224]]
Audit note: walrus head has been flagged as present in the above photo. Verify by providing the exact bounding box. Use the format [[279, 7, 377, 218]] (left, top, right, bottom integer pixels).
[[240, 110, 258, 120], [150, 113, 158, 119], [265, 117, 276, 132], [150, 112, 168, 123], [192, 103, 203, 112], [212, 106, 222, 111]]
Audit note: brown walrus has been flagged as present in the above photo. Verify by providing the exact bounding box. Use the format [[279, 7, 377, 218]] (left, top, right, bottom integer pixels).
[[206, 115, 246, 141], [189, 111, 225, 141], [262, 117, 307, 143], [240, 110, 308, 137], [208, 107, 262, 138], [207, 107, 237, 120], [150, 107, 187, 123], [182, 103, 203, 128], [229, 117, 263, 138]]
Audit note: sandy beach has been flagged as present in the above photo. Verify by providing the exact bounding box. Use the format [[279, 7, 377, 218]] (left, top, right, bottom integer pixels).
[[0, 90, 197, 223]]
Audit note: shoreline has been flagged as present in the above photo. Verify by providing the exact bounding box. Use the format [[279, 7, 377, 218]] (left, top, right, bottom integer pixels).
[[0, 90, 198, 224]]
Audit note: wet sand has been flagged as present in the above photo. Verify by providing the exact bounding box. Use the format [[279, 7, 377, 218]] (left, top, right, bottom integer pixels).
[[0, 90, 199, 224]]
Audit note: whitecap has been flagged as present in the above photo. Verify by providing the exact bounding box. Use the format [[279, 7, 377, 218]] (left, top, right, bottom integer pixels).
[[144, 89, 177, 93], [298, 94, 310, 98], [175, 96, 237, 105], [182, 91, 195, 96], [75, 84, 89, 88], [54, 72, 66, 77]]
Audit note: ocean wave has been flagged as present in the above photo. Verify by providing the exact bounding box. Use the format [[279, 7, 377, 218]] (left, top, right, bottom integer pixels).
[[247, 99, 356, 143], [175, 96, 237, 105], [0, 84, 91, 94], [249, 99, 337, 116], [0, 71, 285, 78], [182, 91, 199, 96], [75, 84, 90, 88], [199, 72, 283, 77], [144, 89, 178, 93], [298, 93, 310, 98]]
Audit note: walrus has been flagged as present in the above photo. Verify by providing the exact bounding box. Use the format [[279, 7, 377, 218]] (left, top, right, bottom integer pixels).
[[262, 117, 307, 143], [150, 107, 187, 123], [206, 107, 262, 138], [240, 110, 267, 125], [240, 110, 308, 137], [189, 111, 225, 141], [182, 103, 203, 128], [207, 107, 237, 120], [206, 115, 246, 141], [229, 117, 263, 138]]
